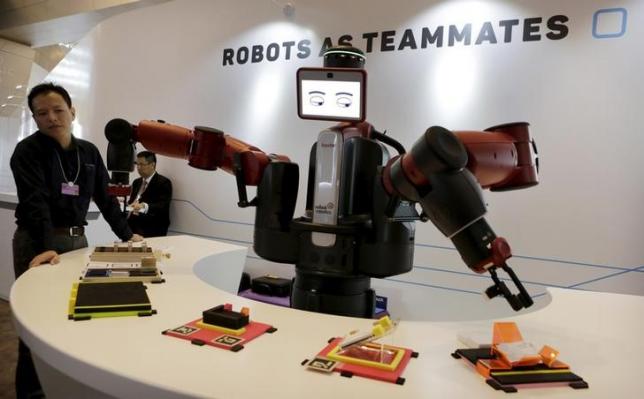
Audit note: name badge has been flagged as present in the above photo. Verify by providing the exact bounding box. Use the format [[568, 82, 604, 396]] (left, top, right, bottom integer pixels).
[[61, 182, 80, 196]]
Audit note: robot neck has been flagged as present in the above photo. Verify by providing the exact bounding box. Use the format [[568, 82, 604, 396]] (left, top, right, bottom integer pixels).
[[330, 121, 373, 140]]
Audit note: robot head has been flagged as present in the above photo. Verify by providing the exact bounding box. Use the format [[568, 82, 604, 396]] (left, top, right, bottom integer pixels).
[[297, 46, 367, 122], [323, 46, 366, 69]]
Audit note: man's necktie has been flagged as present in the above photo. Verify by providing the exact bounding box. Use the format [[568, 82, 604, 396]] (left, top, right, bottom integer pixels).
[[137, 179, 148, 199], [127, 180, 148, 219]]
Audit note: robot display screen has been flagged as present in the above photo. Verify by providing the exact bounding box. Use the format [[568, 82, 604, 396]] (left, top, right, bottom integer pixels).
[[297, 68, 366, 122]]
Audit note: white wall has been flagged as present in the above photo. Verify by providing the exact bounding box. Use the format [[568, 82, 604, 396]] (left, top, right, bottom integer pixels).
[[3, 0, 643, 314], [0, 204, 15, 299]]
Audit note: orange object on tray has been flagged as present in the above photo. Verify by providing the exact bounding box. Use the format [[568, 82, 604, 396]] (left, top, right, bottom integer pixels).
[[475, 322, 568, 378], [452, 321, 588, 393]]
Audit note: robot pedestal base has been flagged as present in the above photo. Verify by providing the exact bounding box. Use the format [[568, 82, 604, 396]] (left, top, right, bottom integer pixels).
[[290, 272, 375, 318]]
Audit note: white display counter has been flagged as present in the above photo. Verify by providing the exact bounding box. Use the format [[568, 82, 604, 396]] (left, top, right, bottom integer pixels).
[[10, 235, 644, 398]]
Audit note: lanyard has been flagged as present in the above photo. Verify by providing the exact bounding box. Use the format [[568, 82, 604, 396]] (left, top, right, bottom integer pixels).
[[55, 148, 80, 185]]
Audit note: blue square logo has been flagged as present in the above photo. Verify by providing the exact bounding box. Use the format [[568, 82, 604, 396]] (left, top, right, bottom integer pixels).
[[593, 8, 627, 39]]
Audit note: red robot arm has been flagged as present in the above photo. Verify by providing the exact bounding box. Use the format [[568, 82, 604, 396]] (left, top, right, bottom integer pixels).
[[455, 122, 538, 191], [132, 120, 289, 186], [381, 122, 537, 310]]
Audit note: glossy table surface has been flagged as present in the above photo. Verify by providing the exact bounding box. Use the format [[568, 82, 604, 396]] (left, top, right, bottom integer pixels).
[[11, 235, 644, 398]]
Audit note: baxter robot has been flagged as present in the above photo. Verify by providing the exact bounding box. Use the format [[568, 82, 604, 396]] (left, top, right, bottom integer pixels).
[[105, 47, 538, 318]]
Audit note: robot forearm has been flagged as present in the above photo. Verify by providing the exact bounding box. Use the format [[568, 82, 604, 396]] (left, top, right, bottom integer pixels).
[[105, 118, 290, 186]]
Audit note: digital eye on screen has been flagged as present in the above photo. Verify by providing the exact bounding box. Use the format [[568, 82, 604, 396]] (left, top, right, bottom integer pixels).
[[336, 93, 352, 108], [309, 91, 325, 106]]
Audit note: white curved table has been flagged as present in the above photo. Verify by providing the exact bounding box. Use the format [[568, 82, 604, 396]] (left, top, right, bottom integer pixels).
[[11, 235, 644, 398]]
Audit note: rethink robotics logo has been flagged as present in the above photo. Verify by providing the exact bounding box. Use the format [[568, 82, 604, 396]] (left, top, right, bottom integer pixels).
[[222, 8, 628, 66]]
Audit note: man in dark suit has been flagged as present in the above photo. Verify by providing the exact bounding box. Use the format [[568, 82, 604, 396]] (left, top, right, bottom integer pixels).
[[128, 151, 172, 237]]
